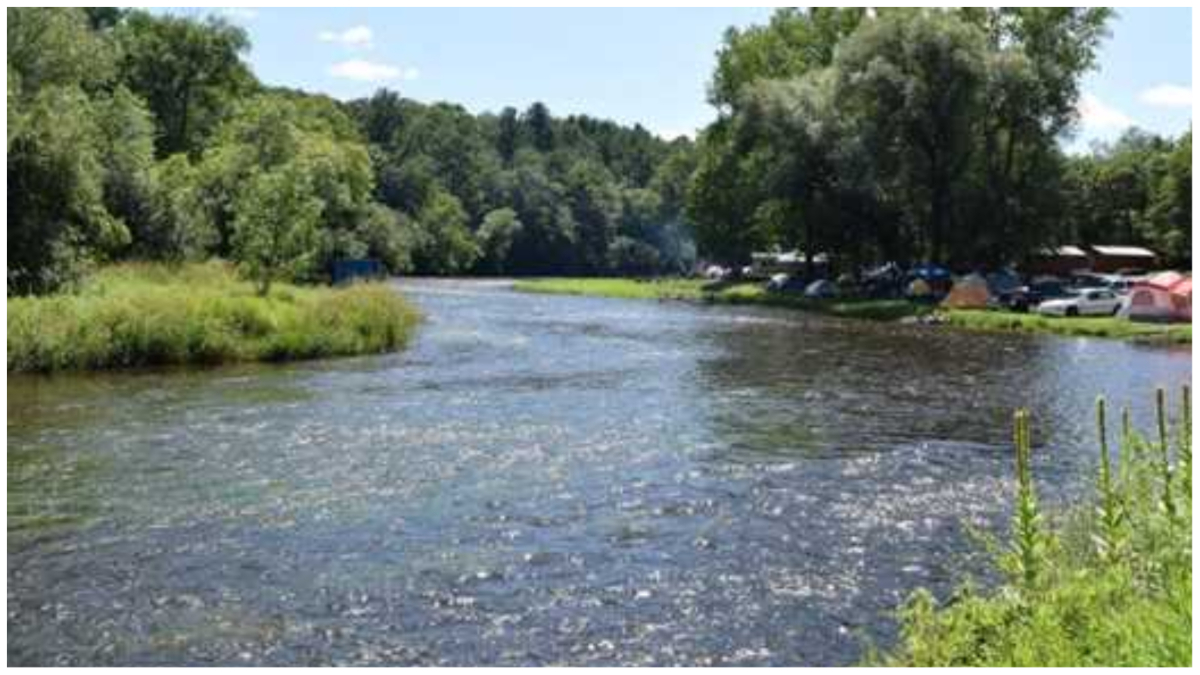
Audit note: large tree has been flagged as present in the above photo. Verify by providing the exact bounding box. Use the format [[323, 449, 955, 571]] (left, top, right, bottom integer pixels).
[[115, 10, 256, 157]]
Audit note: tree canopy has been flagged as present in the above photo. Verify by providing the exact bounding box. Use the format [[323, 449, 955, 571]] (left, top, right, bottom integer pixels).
[[6, 7, 1189, 297]]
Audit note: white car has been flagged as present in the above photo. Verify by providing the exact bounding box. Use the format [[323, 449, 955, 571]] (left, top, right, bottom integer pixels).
[[1035, 288, 1123, 317]]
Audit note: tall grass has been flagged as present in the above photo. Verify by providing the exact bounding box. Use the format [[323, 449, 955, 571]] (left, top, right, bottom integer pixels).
[[8, 261, 421, 373], [883, 387, 1192, 666]]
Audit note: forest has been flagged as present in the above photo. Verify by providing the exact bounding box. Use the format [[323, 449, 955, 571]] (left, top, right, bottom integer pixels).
[[6, 7, 1192, 297]]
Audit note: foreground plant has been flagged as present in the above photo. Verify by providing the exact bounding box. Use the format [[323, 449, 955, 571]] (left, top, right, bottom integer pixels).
[[884, 387, 1192, 666]]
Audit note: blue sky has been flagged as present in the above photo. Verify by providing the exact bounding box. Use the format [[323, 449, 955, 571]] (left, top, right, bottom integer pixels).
[[178, 7, 1191, 148]]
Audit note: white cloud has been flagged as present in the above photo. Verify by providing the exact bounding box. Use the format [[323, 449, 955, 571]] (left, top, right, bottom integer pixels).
[[1077, 92, 1135, 130], [1139, 83, 1193, 109], [318, 25, 374, 49], [327, 60, 418, 83]]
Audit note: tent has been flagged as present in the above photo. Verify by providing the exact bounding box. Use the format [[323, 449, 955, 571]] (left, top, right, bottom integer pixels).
[[1171, 277, 1191, 320], [804, 279, 839, 299], [941, 273, 991, 309], [986, 270, 1022, 296], [907, 278, 932, 298], [1123, 273, 1191, 323]]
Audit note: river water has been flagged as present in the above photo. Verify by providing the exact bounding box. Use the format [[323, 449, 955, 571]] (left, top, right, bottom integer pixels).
[[7, 279, 1191, 665]]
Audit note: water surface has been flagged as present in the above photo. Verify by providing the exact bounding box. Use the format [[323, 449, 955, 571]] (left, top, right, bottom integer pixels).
[[8, 279, 1190, 665]]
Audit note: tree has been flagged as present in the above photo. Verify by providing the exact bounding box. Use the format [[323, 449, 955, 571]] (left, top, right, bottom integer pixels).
[[607, 236, 661, 276], [1145, 132, 1192, 266], [7, 7, 115, 96], [145, 154, 217, 260], [563, 160, 622, 273], [116, 10, 255, 157], [496, 106, 520, 165], [523, 102, 555, 152], [709, 7, 867, 111], [94, 86, 158, 248], [231, 165, 322, 295], [737, 71, 842, 277], [8, 87, 127, 294], [834, 11, 988, 264], [413, 190, 480, 274], [476, 208, 524, 273]]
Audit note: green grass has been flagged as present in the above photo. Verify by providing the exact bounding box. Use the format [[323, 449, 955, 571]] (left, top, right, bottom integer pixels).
[[513, 277, 1191, 342], [943, 309, 1191, 344], [512, 277, 929, 321], [8, 261, 421, 373], [879, 388, 1192, 666]]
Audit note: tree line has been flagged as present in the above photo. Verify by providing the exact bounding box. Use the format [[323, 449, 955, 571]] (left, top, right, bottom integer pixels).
[[7, 7, 696, 295], [7, 8, 1190, 296], [687, 8, 1191, 275]]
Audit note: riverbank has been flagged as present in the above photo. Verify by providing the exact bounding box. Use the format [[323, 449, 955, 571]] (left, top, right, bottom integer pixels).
[[883, 389, 1191, 666], [512, 277, 926, 321], [8, 262, 420, 373], [513, 278, 1191, 343]]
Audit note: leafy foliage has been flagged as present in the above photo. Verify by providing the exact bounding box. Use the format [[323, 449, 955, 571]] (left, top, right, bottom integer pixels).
[[689, 8, 1189, 272], [883, 388, 1192, 666]]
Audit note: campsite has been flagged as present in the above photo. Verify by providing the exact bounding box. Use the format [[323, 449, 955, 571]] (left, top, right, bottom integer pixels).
[[7, 6, 1193, 669]]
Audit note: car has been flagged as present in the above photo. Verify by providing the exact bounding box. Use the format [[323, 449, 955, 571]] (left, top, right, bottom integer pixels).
[[998, 279, 1072, 312], [1035, 288, 1123, 317]]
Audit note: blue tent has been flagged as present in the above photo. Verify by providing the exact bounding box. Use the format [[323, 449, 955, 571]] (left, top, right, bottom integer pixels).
[[909, 264, 952, 282], [332, 259, 385, 285]]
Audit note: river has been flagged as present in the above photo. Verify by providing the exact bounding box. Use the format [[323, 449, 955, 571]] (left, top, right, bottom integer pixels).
[[7, 279, 1191, 665]]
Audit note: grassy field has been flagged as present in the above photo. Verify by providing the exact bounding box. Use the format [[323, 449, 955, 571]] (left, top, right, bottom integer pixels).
[[8, 262, 421, 373], [513, 277, 1191, 342], [881, 388, 1191, 666]]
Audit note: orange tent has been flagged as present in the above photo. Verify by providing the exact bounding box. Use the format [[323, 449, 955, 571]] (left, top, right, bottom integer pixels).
[[1125, 273, 1191, 323], [941, 274, 991, 309]]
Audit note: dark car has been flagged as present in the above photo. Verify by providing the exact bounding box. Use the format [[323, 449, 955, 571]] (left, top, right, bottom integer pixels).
[[998, 279, 1072, 312]]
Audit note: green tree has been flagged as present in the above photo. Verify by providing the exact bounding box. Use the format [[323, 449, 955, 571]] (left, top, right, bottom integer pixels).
[[231, 165, 322, 295], [115, 10, 255, 157], [145, 154, 218, 259], [709, 7, 866, 111], [413, 190, 480, 274], [476, 207, 524, 273], [1145, 132, 1192, 266], [8, 87, 126, 294], [94, 86, 158, 249], [834, 10, 988, 264], [7, 7, 114, 96]]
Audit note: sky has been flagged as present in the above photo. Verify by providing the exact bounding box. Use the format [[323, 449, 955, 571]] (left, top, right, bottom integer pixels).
[[172, 7, 1191, 149]]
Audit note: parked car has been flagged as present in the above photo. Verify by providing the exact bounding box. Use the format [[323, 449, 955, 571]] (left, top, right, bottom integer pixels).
[[996, 279, 1071, 312], [1035, 288, 1123, 317]]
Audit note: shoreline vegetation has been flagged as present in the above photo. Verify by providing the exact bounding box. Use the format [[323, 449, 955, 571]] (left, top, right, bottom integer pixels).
[[881, 388, 1191, 666], [7, 263, 420, 374], [512, 278, 1192, 344]]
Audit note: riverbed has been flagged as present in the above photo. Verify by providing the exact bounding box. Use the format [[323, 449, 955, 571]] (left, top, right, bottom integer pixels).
[[7, 278, 1191, 665]]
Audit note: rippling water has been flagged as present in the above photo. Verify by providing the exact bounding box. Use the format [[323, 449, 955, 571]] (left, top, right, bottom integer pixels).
[[8, 279, 1191, 665]]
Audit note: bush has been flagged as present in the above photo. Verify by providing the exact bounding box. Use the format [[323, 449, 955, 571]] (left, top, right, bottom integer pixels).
[[8, 261, 421, 372], [881, 387, 1192, 666]]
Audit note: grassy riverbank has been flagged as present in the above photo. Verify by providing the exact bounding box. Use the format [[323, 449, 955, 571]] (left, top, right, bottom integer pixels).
[[882, 388, 1191, 666], [512, 277, 928, 321], [8, 262, 420, 373], [513, 277, 1191, 342], [944, 310, 1192, 344]]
